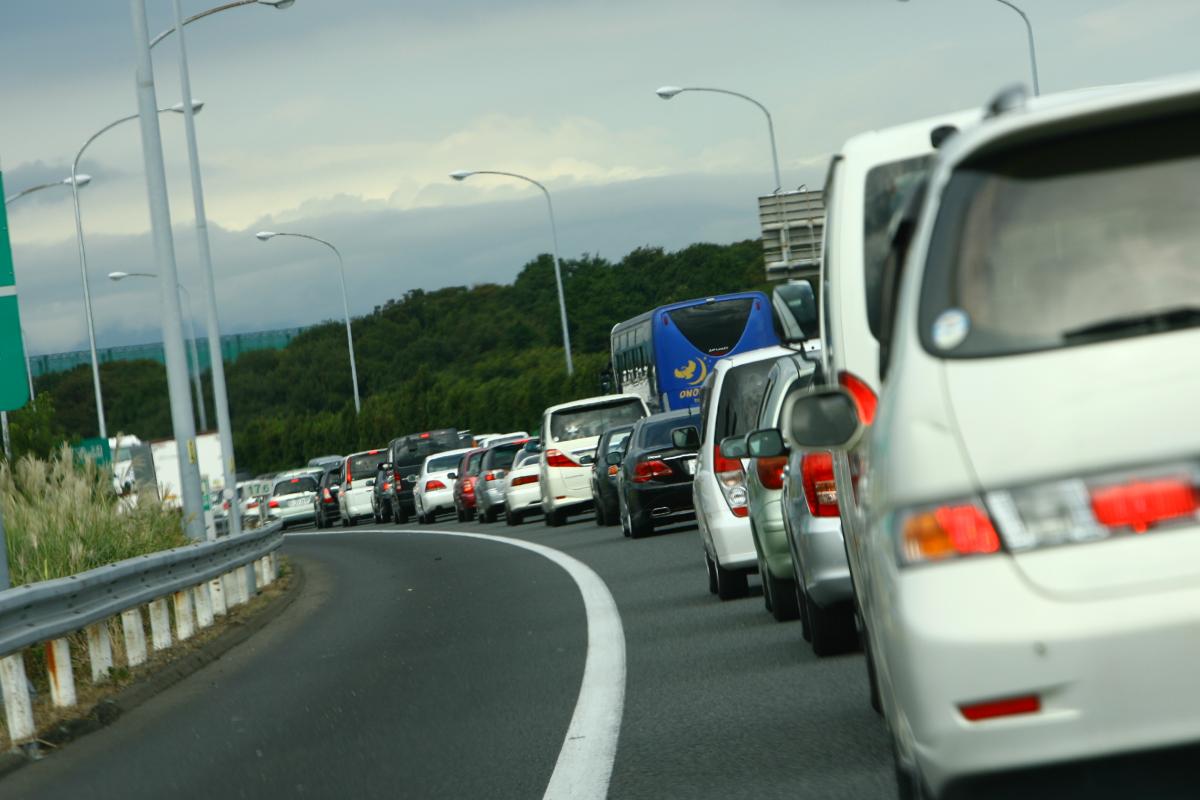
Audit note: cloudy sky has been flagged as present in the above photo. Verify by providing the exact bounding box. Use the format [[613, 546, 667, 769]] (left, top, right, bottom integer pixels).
[[2, 0, 1198, 355]]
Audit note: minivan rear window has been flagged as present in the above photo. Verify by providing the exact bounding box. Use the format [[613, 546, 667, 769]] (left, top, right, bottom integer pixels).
[[482, 443, 524, 470], [550, 398, 645, 441], [863, 155, 933, 342], [426, 452, 464, 473], [712, 359, 777, 442], [349, 452, 387, 478], [274, 476, 317, 496], [920, 109, 1200, 357], [668, 299, 753, 356]]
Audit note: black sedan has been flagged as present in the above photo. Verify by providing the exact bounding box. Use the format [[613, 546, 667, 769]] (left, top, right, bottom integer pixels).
[[612, 408, 700, 539], [591, 424, 634, 526]]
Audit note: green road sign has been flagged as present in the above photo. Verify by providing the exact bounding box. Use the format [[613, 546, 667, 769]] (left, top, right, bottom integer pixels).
[[73, 436, 112, 467], [0, 172, 30, 412]]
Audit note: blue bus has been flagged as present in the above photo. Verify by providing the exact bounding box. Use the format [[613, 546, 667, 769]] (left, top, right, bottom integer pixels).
[[610, 291, 780, 412]]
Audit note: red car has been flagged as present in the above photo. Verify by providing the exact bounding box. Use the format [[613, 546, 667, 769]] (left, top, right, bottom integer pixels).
[[453, 448, 486, 521]]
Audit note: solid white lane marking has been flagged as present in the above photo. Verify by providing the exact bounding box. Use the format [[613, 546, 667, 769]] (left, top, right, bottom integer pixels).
[[284, 527, 626, 800]]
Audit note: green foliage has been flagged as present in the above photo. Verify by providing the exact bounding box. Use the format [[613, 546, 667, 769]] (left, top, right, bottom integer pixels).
[[2, 446, 189, 586], [33, 240, 766, 474], [8, 392, 67, 460]]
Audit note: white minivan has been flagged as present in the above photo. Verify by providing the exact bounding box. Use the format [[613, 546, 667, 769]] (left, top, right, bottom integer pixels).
[[339, 448, 388, 527], [789, 78, 1200, 797], [693, 346, 791, 600], [540, 394, 649, 526]]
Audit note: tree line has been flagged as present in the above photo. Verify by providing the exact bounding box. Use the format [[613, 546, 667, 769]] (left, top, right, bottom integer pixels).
[[18, 239, 766, 474]]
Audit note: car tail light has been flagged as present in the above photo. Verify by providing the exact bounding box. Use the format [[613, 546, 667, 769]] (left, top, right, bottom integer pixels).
[[268, 499, 279, 509], [713, 445, 749, 518], [223, 500, 230, 511], [801, 452, 838, 517], [383, 482, 392, 491], [607, 465, 618, 476], [321, 488, 334, 504], [545, 449, 579, 468], [248, 500, 259, 509], [960, 695, 1040, 722], [838, 370, 878, 426], [512, 474, 539, 487], [463, 477, 476, 495], [633, 459, 672, 483], [425, 479, 447, 492], [899, 500, 1000, 565], [393, 469, 402, 487], [756, 456, 787, 491], [985, 463, 1200, 553]]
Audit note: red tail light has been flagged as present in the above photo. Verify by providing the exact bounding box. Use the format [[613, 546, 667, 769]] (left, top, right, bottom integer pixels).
[[268, 499, 279, 509], [512, 474, 539, 487], [383, 482, 391, 491], [960, 695, 1040, 722], [713, 444, 749, 518], [321, 488, 334, 504], [1090, 478, 1197, 533], [801, 452, 839, 517], [901, 502, 1000, 564], [345, 463, 352, 483], [838, 370, 878, 426], [223, 500, 230, 511], [248, 500, 259, 509], [756, 456, 787, 491], [484, 471, 497, 481], [425, 479, 447, 492], [607, 465, 619, 476], [463, 477, 476, 495], [632, 459, 672, 483], [545, 449, 579, 468]]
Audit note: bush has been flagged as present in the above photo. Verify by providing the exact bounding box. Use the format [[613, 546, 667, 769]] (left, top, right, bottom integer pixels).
[[2, 446, 189, 587]]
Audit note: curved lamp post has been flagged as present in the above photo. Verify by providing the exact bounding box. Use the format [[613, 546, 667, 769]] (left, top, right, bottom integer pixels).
[[108, 272, 208, 432], [150, 0, 295, 541], [655, 85, 783, 193], [255, 232, 361, 414], [449, 170, 574, 376], [70, 100, 202, 440], [897, 0, 1040, 96]]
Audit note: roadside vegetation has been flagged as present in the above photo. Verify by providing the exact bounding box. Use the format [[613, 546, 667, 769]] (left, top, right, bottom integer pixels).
[[30, 239, 767, 473]]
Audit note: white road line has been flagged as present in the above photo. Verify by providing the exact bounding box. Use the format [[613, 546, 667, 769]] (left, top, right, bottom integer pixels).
[[283, 527, 626, 800]]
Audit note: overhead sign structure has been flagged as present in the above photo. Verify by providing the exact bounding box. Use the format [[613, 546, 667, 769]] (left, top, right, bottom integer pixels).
[[0, 171, 30, 412]]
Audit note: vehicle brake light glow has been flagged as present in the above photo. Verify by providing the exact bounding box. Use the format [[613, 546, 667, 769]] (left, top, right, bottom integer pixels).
[[511, 474, 539, 487], [425, 480, 447, 492], [545, 449, 580, 468], [607, 465, 619, 476], [268, 499, 279, 509], [1090, 478, 1197, 533], [633, 459, 672, 483], [322, 488, 334, 504], [290, 478, 300, 483], [383, 483, 391, 491], [959, 695, 1040, 722], [756, 456, 787, 491], [838, 370, 878, 426], [800, 452, 838, 517], [420, 432, 430, 439], [369, 450, 381, 455], [248, 500, 259, 509], [900, 502, 1000, 565]]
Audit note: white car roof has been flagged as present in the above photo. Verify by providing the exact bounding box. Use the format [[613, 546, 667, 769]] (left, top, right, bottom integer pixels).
[[713, 344, 794, 372], [543, 393, 645, 415]]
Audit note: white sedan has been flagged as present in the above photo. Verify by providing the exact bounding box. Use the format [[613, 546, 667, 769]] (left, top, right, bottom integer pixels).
[[415, 447, 472, 524], [504, 450, 543, 526]]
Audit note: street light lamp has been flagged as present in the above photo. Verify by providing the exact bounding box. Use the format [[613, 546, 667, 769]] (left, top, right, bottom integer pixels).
[[655, 85, 783, 193], [449, 170, 574, 376], [897, 0, 1040, 96], [255, 232, 361, 414], [69, 100, 202, 441], [150, 0, 295, 542], [4, 174, 91, 205], [107, 272, 208, 433]]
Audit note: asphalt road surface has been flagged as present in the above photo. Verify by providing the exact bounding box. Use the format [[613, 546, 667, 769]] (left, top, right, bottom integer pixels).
[[2, 512, 896, 799]]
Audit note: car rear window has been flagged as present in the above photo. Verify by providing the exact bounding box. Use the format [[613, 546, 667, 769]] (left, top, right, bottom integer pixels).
[[273, 476, 317, 496], [667, 298, 753, 356], [550, 398, 645, 441], [465, 451, 484, 475], [863, 154, 933, 342], [483, 443, 524, 470], [349, 452, 387, 477], [638, 416, 698, 449], [426, 452, 464, 473], [712, 359, 777, 442], [920, 109, 1200, 357]]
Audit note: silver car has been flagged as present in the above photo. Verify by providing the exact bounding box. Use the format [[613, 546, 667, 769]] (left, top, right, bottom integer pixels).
[[267, 469, 321, 529]]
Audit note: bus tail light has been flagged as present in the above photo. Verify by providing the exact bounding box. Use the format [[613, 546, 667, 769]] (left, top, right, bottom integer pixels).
[[545, 449, 580, 468], [801, 452, 838, 517], [714, 446, 749, 518], [755, 456, 787, 491]]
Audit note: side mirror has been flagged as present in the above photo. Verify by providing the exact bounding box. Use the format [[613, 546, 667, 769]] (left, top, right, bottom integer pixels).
[[746, 428, 787, 458], [719, 435, 748, 460], [671, 426, 701, 450], [578, 453, 595, 466], [772, 279, 819, 342], [781, 387, 864, 450], [605, 451, 623, 466], [448, 472, 458, 480]]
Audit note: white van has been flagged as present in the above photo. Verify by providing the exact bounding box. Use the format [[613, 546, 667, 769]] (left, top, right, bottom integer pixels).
[[539, 394, 649, 526], [338, 448, 388, 526]]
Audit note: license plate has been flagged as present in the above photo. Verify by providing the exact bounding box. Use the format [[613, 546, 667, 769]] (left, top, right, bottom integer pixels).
[[289, 498, 306, 507]]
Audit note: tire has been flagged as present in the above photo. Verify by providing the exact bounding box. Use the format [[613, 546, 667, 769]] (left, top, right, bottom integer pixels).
[[809, 600, 856, 657], [864, 622, 884, 715], [619, 497, 631, 538], [764, 564, 800, 622], [626, 497, 653, 540], [396, 504, 409, 525], [372, 506, 382, 524], [704, 551, 718, 595], [594, 500, 607, 526], [455, 505, 465, 522], [714, 558, 749, 600], [481, 505, 498, 524], [340, 514, 349, 528], [546, 507, 564, 527], [506, 506, 522, 526], [796, 584, 812, 643]]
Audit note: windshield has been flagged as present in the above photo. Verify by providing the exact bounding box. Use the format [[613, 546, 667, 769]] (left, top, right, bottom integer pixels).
[[273, 476, 317, 496], [667, 298, 753, 357], [550, 399, 645, 441], [921, 110, 1200, 357], [349, 452, 387, 478], [426, 452, 464, 473]]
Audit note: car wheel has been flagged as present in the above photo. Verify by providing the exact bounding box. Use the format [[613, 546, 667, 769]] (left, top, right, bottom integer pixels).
[[704, 551, 718, 595], [764, 565, 800, 622], [340, 514, 349, 528], [594, 500, 606, 526], [619, 497, 631, 538], [863, 621, 884, 715], [507, 507, 523, 526], [546, 507, 564, 527], [713, 557, 749, 601], [758, 553, 773, 612], [627, 499, 653, 540], [796, 584, 812, 643], [809, 600, 856, 656], [396, 504, 409, 525]]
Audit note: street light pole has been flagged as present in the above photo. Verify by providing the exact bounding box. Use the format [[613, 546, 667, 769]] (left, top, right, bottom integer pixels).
[[255, 232, 361, 413], [107, 272, 207, 432], [4, 175, 91, 461], [448, 170, 574, 376], [655, 86, 782, 193], [151, 0, 296, 542], [130, 0, 206, 542], [70, 103, 200, 441]]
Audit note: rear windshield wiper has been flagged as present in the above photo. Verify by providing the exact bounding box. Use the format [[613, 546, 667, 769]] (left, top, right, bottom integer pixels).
[[1062, 306, 1200, 342]]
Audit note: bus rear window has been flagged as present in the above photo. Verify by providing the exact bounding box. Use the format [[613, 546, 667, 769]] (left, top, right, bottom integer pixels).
[[667, 299, 754, 356]]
